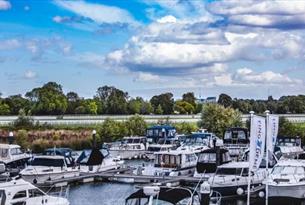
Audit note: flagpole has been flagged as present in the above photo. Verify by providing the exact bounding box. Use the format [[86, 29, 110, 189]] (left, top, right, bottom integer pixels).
[[247, 111, 254, 205], [265, 110, 270, 205]]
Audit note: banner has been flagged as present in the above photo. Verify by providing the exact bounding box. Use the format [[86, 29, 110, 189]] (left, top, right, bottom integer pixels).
[[249, 115, 266, 171], [267, 115, 279, 153]]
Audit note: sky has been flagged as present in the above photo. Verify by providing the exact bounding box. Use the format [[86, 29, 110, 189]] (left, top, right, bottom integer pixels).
[[1, 0, 305, 100]]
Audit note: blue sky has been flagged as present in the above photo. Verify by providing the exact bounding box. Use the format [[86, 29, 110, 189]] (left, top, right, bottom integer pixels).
[[1, 0, 305, 99]]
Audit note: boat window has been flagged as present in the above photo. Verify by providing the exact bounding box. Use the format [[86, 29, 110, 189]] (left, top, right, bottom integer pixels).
[[147, 130, 153, 137], [13, 190, 27, 199], [224, 131, 231, 140], [10, 148, 23, 155], [176, 155, 181, 166], [198, 153, 216, 163], [222, 152, 231, 162], [164, 155, 170, 164], [29, 189, 44, 197], [241, 168, 249, 176], [237, 131, 246, 140], [216, 168, 242, 175], [296, 167, 305, 175], [170, 155, 176, 165], [31, 158, 65, 167], [272, 166, 296, 175], [0, 149, 8, 158], [148, 147, 161, 152]]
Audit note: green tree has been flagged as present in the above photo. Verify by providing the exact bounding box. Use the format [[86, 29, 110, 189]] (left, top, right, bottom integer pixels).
[[0, 102, 10, 115], [4, 95, 30, 115], [150, 92, 174, 114], [174, 122, 198, 134], [218, 93, 232, 108], [125, 115, 147, 136], [140, 101, 153, 114], [13, 109, 34, 129], [16, 129, 29, 149], [174, 100, 195, 114], [25, 82, 68, 115], [128, 97, 142, 114], [200, 104, 242, 136], [155, 104, 164, 115], [66, 91, 81, 114], [84, 99, 98, 114], [182, 92, 196, 107], [98, 119, 128, 142]]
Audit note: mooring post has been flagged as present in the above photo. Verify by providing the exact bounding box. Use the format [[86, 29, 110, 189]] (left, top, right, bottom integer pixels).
[[200, 181, 211, 205]]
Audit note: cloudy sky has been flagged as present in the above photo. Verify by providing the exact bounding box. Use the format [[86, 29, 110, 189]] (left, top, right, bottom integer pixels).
[[1, 0, 305, 99]]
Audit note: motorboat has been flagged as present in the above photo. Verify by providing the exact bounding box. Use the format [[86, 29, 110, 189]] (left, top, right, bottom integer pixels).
[[276, 137, 303, 159], [20, 155, 80, 184], [125, 185, 221, 205], [140, 150, 198, 176], [177, 130, 216, 154], [264, 159, 305, 199], [146, 125, 177, 144], [77, 148, 124, 173], [0, 143, 31, 174], [223, 127, 249, 160], [106, 136, 147, 159], [208, 161, 265, 198], [145, 138, 179, 160], [0, 178, 69, 205], [194, 147, 232, 178]]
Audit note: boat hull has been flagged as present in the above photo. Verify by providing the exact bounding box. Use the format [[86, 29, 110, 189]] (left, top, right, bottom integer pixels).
[[109, 150, 146, 160], [268, 184, 305, 199], [212, 183, 261, 198], [21, 170, 80, 184]]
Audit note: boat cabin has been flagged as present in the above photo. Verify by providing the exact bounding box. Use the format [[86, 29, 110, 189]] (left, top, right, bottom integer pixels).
[[29, 155, 70, 168], [146, 125, 176, 143], [154, 151, 197, 169], [196, 148, 231, 173], [0, 144, 30, 169], [223, 127, 249, 144], [214, 162, 251, 177]]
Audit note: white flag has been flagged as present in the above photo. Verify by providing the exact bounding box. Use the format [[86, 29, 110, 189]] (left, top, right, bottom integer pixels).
[[249, 115, 266, 171], [267, 115, 279, 153]]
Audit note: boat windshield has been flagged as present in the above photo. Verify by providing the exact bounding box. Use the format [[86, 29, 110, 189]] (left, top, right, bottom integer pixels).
[[198, 153, 216, 163], [0, 149, 8, 158], [216, 168, 243, 175], [272, 166, 305, 175], [10, 148, 23, 155], [147, 147, 161, 152], [184, 137, 208, 146], [31, 158, 65, 167]]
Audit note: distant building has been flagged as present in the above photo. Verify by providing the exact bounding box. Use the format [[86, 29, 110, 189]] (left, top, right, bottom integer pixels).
[[196, 96, 217, 104]]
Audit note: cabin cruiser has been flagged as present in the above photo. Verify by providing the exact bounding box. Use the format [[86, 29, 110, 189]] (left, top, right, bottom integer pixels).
[[177, 130, 218, 154], [194, 147, 231, 178], [264, 160, 305, 199], [140, 150, 198, 176], [0, 144, 31, 174], [0, 179, 69, 205], [106, 136, 147, 159], [145, 138, 179, 160], [20, 155, 80, 184], [223, 127, 249, 160], [77, 148, 124, 173], [276, 137, 303, 159], [146, 125, 177, 144], [125, 185, 221, 205], [208, 162, 265, 198]]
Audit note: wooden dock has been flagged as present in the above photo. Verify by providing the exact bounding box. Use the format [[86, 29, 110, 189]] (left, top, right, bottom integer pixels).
[[40, 167, 206, 187]]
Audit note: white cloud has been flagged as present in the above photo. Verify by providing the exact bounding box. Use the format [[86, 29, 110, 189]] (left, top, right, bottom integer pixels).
[[54, 0, 139, 26], [134, 72, 161, 82], [157, 15, 177, 24], [24, 70, 37, 79], [0, 0, 11, 10], [214, 74, 233, 86], [0, 39, 21, 50]]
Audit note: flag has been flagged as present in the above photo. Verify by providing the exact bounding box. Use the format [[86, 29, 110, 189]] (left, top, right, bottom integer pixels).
[[267, 115, 279, 153], [249, 115, 266, 171]]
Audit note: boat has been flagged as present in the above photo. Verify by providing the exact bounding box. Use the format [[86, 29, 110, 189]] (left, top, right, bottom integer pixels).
[[177, 129, 220, 154], [140, 149, 198, 176], [223, 127, 249, 160], [145, 139, 179, 160], [264, 159, 305, 199], [193, 147, 232, 178], [20, 155, 80, 184], [0, 143, 31, 175], [106, 136, 147, 159], [0, 178, 69, 205], [208, 161, 265, 198], [125, 185, 221, 205], [276, 137, 303, 159], [146, 125, 177, 144], [76, 148, 124, 173]]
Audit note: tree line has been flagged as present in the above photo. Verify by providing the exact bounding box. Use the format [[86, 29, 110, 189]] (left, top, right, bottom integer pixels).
[[0, 81, 305, 115]]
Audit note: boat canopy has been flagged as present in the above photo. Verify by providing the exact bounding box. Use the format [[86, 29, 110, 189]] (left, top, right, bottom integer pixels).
[[43, 148, 73, 157], [76, 148, 107, 166], [223, 127, 249, 144], [146, 125, 176, 143], [125, 187, 195, 205]]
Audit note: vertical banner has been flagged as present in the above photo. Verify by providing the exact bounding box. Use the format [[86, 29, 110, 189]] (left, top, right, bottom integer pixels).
[[267, 115, 279, 153], [249, 115, 266, 171]]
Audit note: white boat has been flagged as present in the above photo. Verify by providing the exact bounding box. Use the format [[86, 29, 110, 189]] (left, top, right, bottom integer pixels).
[[276, 137, 303, 159], [0, 144, 31, 171], [223, 127, 249, 160], [145, 142, 177, 160], [265, 159, 305, 199], [208, 161, 265, 198], [0, 178, 69, 205], [20, 155, 80, 184], [140, 150, 198, 176], [106, 136, 147, 159], [77, 148, 124, 173]]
